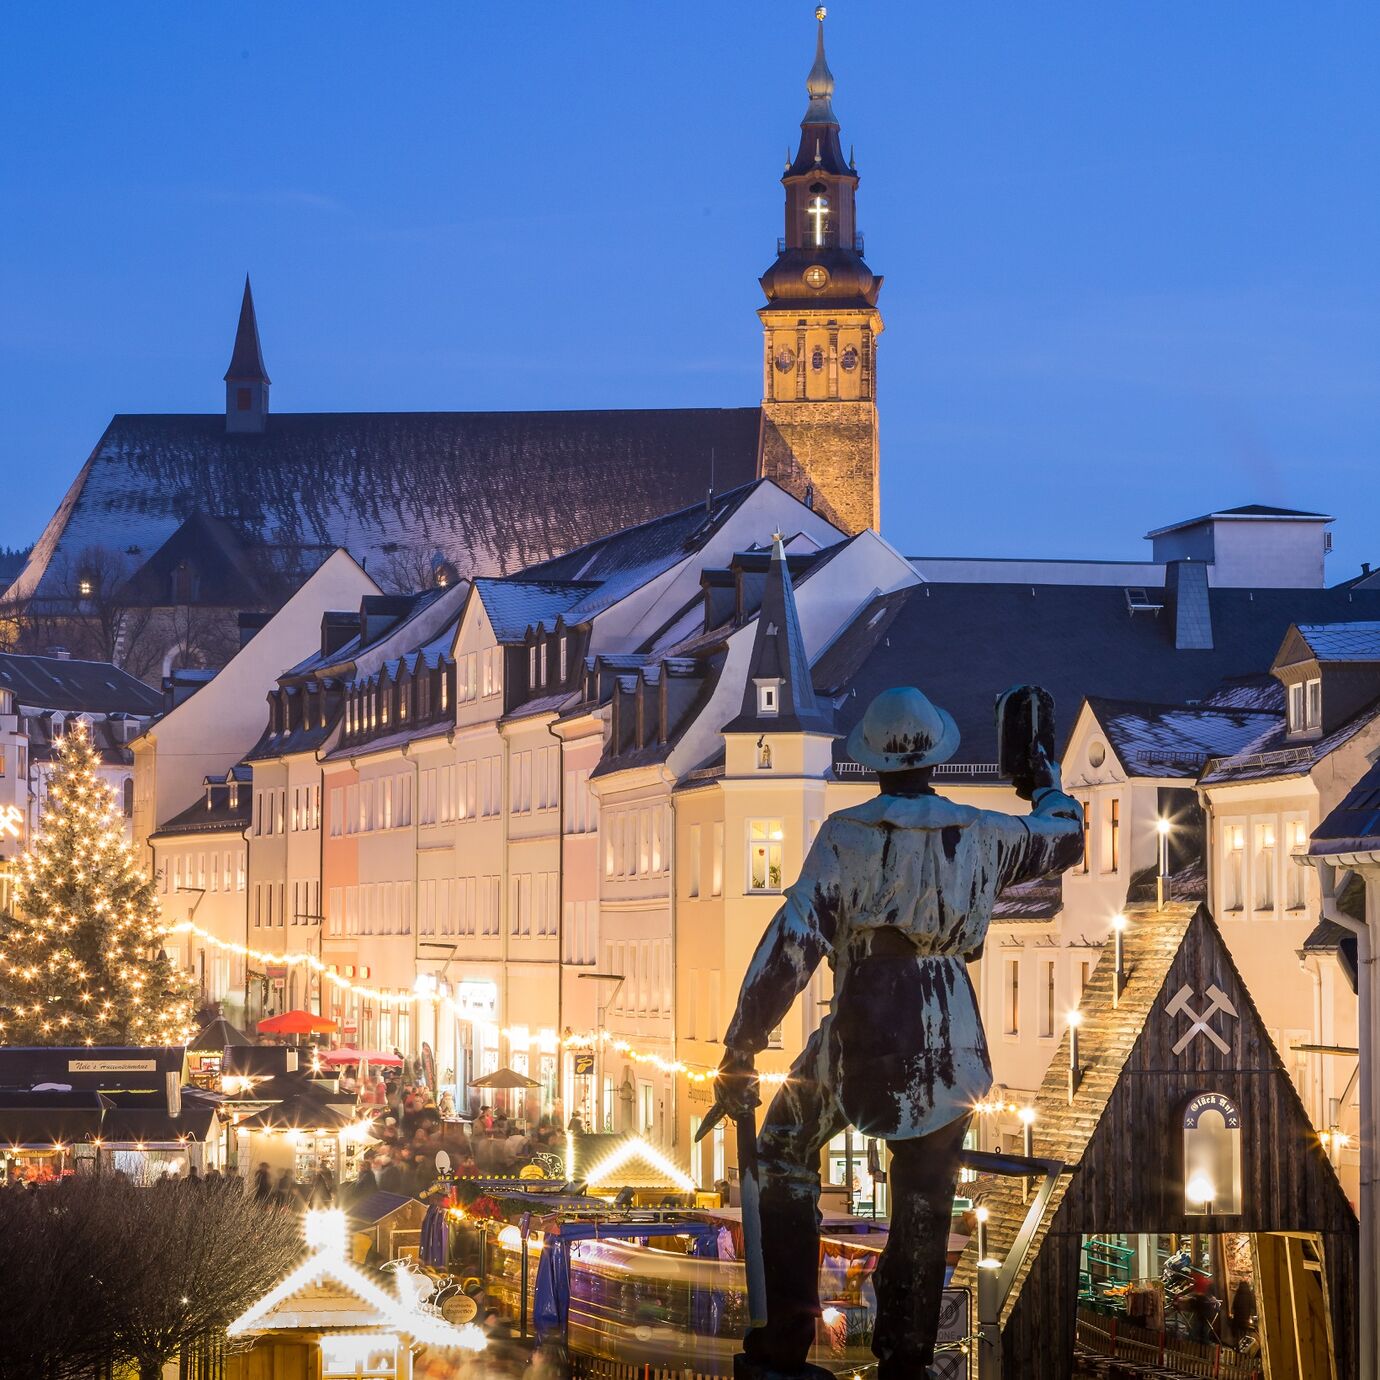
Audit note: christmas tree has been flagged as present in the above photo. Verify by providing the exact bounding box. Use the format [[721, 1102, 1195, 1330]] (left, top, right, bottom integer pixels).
[[0, 721, 194, 1045]]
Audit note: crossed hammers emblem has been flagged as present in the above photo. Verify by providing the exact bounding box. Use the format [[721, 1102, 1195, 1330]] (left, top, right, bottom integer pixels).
[[1167, 983, 1238, 1056]]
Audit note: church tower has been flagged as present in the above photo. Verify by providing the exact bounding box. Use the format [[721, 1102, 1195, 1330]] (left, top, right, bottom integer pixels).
[[757, 8, 883, 535], [224, 275, 270, 434]]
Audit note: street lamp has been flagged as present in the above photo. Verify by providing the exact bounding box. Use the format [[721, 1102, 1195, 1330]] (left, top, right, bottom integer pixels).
[[1111, 913, 1127, 1005], [1019, 1105, 1036, 1203], [1156, 818, 1172, 910], [1067, 1010, 1083, 1103]]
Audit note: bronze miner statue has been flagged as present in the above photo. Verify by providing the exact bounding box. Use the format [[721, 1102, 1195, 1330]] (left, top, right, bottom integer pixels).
[[705, 685, 1084, 1379]]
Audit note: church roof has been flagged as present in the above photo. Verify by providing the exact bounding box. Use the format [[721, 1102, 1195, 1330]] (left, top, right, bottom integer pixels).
[[7, 407, 761, 611], [224, 276, 269, 384]]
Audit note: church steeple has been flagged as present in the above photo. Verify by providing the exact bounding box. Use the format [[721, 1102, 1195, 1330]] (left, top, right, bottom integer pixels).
[[756, 8, 884, 537], [224, 275, 270, 434]]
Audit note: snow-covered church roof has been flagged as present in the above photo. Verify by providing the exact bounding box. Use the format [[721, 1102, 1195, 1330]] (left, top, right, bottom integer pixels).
[[9, 406, 761, 609]]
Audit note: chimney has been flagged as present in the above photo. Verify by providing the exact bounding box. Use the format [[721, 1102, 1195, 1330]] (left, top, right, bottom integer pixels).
[[701, 569, 736, 632], [320, 611, 357, 659], [1165, 559, 1213, 651], [46, 646, 71, 660]]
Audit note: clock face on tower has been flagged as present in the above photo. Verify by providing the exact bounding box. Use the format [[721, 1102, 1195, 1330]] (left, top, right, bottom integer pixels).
[[802, 264, 830, 291], [774, 346, 796, 373]]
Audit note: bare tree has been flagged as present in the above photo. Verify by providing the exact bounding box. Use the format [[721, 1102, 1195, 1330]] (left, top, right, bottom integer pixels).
[[0, 1176, 303, 1380], [373, 542, 459, 594]]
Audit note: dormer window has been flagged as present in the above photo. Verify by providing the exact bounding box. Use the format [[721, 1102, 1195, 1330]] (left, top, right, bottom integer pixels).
[[229, 782, 239, 810], [539, 641, 548, 687], [528, 645, 537, 688], [756, 680, 781, 716], [559, 635, 568, 683], [1288, 677, 1322, 733]]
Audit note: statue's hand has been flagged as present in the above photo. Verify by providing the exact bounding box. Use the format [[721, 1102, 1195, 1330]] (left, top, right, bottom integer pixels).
[[713, 1047, 761, 1122], [1014, 747, 1059, 802]]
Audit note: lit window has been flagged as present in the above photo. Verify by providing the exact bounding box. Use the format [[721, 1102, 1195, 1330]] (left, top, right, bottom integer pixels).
[[1255, 821, 1276, 912], [1183, 1092, 1243, 1215], [1223, 824, 1246, 911], [77, 574, 95, 598], [747, 819, 784, 893], [1287, 819, 1309, 909], [1102, 798, 1120, 873]]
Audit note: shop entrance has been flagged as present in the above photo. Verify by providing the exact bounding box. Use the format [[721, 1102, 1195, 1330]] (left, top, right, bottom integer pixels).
[[1074, 1230, 1335, 1378]]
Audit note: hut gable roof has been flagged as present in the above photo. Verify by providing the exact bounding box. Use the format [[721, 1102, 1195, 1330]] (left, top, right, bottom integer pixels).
[[953, 901, 1355, 1343]]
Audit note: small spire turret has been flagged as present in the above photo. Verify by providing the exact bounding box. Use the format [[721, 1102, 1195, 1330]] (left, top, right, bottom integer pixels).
[[224, 275, 270, 434]]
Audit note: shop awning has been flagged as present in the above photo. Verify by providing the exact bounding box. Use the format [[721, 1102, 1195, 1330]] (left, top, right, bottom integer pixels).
[[257, 1010, 339, 1036], [469, 1067, 541, 1090], [321, 1047, 403, 1068]]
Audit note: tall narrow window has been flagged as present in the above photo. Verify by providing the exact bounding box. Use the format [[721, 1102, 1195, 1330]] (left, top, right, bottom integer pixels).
[[711, 822, 724, 897], [1224, 824, 1246, 911], [1105, 799, 1120, 873], [1041, 959, 1056, 1039], [1287, 819, 1309, 909], [747, 819, 784, 893], [1306, 678, 1322, 730], [1255, 821, 1276, 912], [688, 824, 702, 898], [1289, 681, 1306, 732], [1004, 959, 1020, 1036], [1079, 801, 1092, 873]]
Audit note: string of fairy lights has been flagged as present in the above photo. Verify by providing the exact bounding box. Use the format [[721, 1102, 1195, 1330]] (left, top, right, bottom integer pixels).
[[169, 918, 787, 1089]]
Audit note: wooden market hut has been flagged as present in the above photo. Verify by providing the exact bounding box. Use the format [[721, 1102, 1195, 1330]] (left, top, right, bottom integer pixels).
[[952, 902, 1358, 1379], [226, 1209, 485, 1379]]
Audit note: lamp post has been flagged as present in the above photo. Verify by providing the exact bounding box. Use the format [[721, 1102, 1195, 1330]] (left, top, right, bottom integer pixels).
[[1067, 1010, 1083, 1103], [1111, 912, 1127, 1006], [1019, 1106, 1036, 1203], [975, 1204, 990, 1266], [1156, 818, 1172, 910]]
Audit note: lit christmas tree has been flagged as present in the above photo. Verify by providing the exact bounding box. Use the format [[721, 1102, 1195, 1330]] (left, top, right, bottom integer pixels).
[[0, 722, 194, 1045]]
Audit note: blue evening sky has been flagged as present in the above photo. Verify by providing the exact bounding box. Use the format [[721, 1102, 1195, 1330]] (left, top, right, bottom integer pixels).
[[2, 4, 1377, 573]]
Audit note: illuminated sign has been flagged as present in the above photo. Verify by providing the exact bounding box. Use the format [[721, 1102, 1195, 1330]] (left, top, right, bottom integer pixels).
[[68, 1059, 157, 1073], [0, 805, 23, 841]]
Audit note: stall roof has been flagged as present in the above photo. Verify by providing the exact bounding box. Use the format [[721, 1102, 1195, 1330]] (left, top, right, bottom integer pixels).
[[0, 1089, 111, 1146], [347, 1190, 417, 1226], [0, 1046, 187, 1094]]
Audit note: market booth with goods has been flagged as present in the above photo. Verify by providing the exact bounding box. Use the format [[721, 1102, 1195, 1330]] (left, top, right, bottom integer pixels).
[[952, 903, 1358, 1380]]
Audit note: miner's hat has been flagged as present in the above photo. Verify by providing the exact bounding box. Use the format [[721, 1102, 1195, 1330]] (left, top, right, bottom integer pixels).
[[845, 686, 960, 772]]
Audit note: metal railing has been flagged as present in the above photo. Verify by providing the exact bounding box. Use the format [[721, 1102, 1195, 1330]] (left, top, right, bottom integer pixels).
[[776, 232, 866, 255]]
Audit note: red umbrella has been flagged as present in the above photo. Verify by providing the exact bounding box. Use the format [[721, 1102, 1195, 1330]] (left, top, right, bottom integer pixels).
[[320, 1047, 403, 1067], [256, 1010, 340, 1036]]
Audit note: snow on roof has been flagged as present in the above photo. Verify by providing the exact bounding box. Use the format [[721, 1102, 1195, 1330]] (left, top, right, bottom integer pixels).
[[9, 408, 761, 607], [472, 578, 596, 643], [1295, 621, 1380, 662], [1088, 698, 1278, 779]]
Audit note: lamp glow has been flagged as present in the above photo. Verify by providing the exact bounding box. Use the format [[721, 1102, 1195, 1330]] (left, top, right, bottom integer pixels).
[[1185, 1172, 1215, 1207]]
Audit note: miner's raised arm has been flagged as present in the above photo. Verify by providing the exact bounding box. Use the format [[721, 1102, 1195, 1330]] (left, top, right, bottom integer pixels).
[[722, 824, 843, 1059]]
